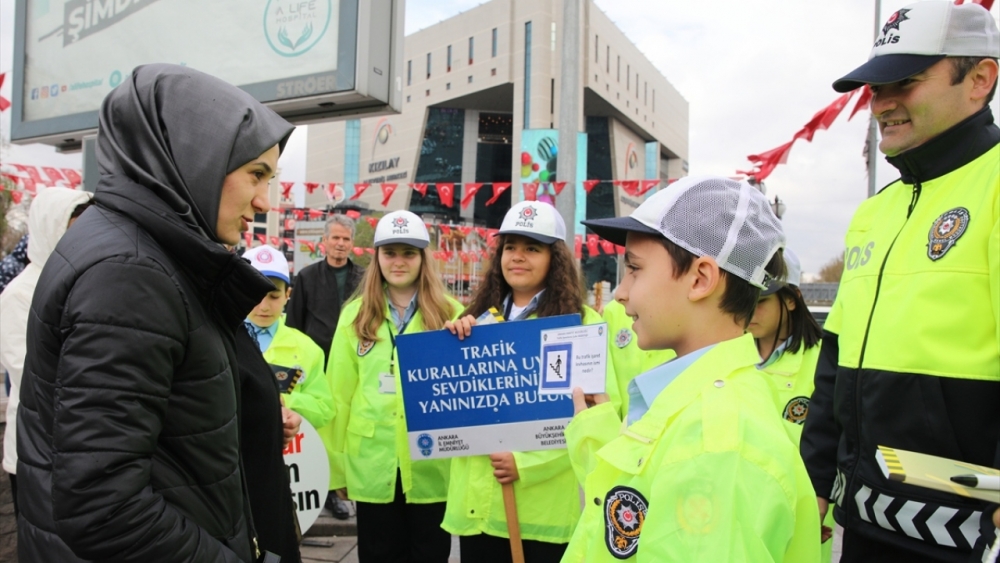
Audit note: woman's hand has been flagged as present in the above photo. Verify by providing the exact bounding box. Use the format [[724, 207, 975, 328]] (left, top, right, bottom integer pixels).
[[444, 315, 478, 340], [571, 387, 610, 415], [489, 452, 520, 484]]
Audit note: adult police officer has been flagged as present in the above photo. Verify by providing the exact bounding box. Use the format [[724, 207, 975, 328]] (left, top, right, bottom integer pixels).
[[801, 2, 1000, 562]]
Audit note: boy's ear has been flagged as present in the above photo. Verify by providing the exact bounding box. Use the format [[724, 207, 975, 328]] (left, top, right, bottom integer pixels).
[[688, 256, 723, 303]]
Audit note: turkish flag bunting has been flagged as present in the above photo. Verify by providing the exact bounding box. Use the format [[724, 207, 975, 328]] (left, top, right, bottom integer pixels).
[[439, 225, 452, 237], [586, 234, 600, 257], [284, 218, 296, 231], [458, 226, 473, 236], [352, 247, 363, 256], [436, 183, 455, 207], [616, 244, 626, 255], [60, 169, 82, 186], [583, 180, 600, 193], [475, 227, 488, 239], [351, 183, 371, 200], [256, 234, 267, 244], [325, 182, 339, 201], [381, 183, 398, 207], [345, 210, 361, 219], [304, 182, 320, 194], [243, 232, 252, 247], [0, 73, 10, 112], [574, 235, 583, 259], [638, 180, 659, 196], [292, 209, 305, 220], [0, 173, 19, 187], [600, 240, 615, 255], [283, 238, 294, 248], [41, 167, 65, 183], [460, 251, 470, 263], [15, 164, 41, 183], [365, 216, 378, 228], [269, 236, 280, 246], [523, 182, 539, 201], [365, 248, 375, 255], [849, 85, 873, 121], [280, 182, 295, 199], [553, 181, 568, 195], [10, 191, 22, 204], [305, 241, 316, 252], [619, 181, 640, 196], [485, 182, 511, 206], [309, 209, 325, 219], [461, 183, 484, 209], [409, 183, 428, 197], [480, 248, 490, 260]]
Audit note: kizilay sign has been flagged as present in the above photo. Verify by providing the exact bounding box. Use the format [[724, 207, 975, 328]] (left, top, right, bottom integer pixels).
[[395, 315, 581, 460], [281, 418, 329, 532]]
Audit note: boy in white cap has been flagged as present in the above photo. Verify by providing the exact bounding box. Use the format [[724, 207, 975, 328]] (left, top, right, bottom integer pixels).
[[801, 2, 1000, 561], [244, 245, 333, 431], [563, 176, 820, 562]]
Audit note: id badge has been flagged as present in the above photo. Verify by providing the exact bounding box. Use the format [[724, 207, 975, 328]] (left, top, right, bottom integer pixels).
[[378, 372, 396, 394]]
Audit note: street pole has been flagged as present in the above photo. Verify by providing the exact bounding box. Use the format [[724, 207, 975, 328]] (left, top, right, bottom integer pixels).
[[556, 0, 581, 246], [867, 0, 881, 198]]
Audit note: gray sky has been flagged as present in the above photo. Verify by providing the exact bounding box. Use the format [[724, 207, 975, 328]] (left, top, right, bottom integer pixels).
[[3, 0, 998, 275]]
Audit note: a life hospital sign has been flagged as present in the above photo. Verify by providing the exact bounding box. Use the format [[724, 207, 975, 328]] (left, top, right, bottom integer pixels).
[[396, 315, 581, 460]]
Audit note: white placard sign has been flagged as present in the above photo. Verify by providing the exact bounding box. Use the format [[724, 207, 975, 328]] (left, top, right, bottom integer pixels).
[[538, 323, 609, 395], [282, 418, 330, 533]]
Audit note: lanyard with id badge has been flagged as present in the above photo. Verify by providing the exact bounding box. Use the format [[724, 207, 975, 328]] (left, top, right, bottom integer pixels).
[[380, 316, 412, 394]]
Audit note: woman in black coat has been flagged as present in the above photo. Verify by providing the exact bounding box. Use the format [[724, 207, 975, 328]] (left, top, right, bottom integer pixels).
[[16, 64, 294, 562]]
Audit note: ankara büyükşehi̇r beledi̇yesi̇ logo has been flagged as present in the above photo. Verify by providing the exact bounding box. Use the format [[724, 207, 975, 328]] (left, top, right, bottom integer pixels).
[[264, 0, 332, 58]]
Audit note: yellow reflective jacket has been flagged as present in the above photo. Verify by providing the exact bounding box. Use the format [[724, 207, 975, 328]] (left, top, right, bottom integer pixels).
[[759, 342, 821, 443], [264, 316, 334, 430], [325, 295, 463, 503], [602, 300, 675, 412], [441, 306, 622, 544], [563, 334, 821, 562]]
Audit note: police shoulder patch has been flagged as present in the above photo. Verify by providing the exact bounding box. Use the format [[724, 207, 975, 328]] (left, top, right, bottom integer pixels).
[[604, 486, 648, 559], [358, 340, 375, 356], [783, 396, 810, 425], [615, 328, 632, 349], [927, 207, 969, 261]]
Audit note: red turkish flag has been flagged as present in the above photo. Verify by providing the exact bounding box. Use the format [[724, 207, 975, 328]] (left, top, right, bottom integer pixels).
[[280, 182, 295, 199], [0, 73, 9, 112], [351, 183, 371, 200], [600, 240, 615, 255], [574, 235, 583, 259], [586, 234, 600, 257], [583, 180, 600, 193], [324, 182, 340, 201], [256, 234, 267, 244], [637, 180, 659, 196], [41, 167, 65, 184], [616, 244, 626, 255], [303, 182, 320, 195], [461, 183, 484, 209], [345, 210, 361, 219], [439, 225, 452, 236], [11, 191, 23, 204], [458, 226, 473, 236], [485, 182, 511, 206], [380, 183, 398, 207], [284, 218, 296, 231], [243, 232, 252, 247], [409, 183, 428, 197], [619, 180, 640, 196], [292, 209, 305, 220], [849, 85, 873, 121], [365, 216, 378, 228], [269, 236, 280, 247], [305, 241, 316, 252], [365, 248, 375, 255], [60, 169, 82, 186], [436, 183, 455, 207], [552, 181, 568, 195], [352, 247, 363, 256], [523, 182, 539, 201], [475, 227, 487, 239], [283, 238, 294, 248], [308, 209, 325, 220]]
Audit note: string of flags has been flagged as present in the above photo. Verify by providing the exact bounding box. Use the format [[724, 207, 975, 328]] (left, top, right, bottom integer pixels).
[[281, 179, 662, 209], [0, 163, 84, 203]]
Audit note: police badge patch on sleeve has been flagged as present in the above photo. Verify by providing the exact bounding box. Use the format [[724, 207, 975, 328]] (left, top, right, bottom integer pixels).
[[927, 207, 969, 261], [358, 340, 375, 356], [604, 486, 648, 559]]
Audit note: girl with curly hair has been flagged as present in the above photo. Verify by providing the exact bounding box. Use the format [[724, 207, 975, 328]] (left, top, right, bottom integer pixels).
[[442, 201, 620, 563]]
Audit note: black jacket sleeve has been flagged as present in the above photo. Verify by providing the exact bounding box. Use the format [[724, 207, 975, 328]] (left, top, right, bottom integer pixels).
[[285, 270, 308, 332], [50, 261, 243, 562], [801, 329, 841, 500]]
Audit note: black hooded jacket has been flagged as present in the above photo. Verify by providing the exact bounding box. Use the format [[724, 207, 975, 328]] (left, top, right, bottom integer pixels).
[[16, 64, 293, 563]]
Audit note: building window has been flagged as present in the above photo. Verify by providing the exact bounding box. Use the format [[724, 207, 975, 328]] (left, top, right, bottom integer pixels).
[[406, 95, 411, 102], [551, 78, 555, 115], [644, 82, 647, 105], [426, 89, 430, 96], [492, 28, 498, 57], [617, 56, 620, 82], [491, 68, 497, 76], [606, 46, 610, 73], [427, 53, 431, 79], [447, 45, 452, 72], [447, 82, 451, 90], [407, 60, 412, 86], [627, 65, 630, 90], [595, 35, 599, 63], [469, 37, 474, 65], [468, 75, 473, 83], [551, 22, 556, 51], [524, 21, 532, 128], [652, 89, 656, 112], [636, 74, 639, 98]]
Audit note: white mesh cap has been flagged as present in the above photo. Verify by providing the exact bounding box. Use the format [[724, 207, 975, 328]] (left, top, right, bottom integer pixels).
[[834, 1, 1000, 92], [374, 210, 430, 248], [583, 176, 786, 289]]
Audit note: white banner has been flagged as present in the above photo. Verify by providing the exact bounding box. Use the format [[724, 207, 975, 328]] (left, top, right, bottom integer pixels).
[[282, 418, 330, 532]]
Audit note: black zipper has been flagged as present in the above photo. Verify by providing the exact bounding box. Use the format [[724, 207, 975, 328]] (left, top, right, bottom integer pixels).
[[847, 180, 922, 510]]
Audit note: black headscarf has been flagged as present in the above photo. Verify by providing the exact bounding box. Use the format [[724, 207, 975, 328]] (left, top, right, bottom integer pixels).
[[97, 63, 294, 242]]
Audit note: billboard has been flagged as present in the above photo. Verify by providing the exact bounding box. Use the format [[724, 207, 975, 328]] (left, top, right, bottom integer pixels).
[[10, 0, 403, 149], [519, 129, 588, 236]]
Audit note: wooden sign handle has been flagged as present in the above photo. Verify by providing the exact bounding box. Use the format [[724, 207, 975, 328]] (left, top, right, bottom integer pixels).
[[502, 482, 525, 563]]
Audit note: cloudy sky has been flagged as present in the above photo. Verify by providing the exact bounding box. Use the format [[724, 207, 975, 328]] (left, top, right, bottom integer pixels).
[[3, 0, 998, 275]]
